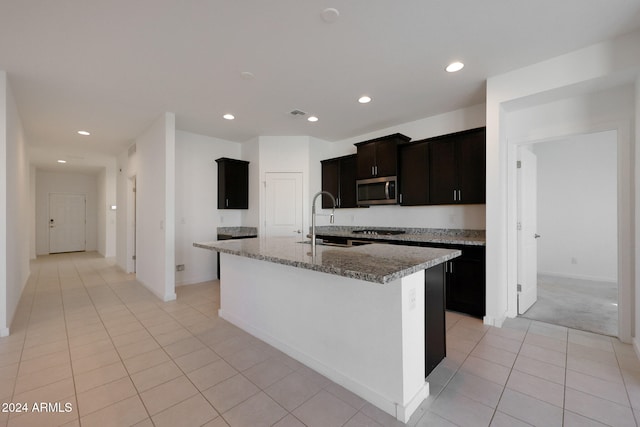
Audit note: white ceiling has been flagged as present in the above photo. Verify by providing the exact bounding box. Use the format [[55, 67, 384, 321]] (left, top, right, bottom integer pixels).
[[2, 1, 640, 168]]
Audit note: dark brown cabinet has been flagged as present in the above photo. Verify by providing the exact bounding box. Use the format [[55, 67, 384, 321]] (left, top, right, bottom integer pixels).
[[429, 127, 486, 205], [215, 158, 249, 209], [436, 244, 486, 318], [355, 133, 410, 179], [425, 263, 446, 376], [399, 140, 429, 205], [321, 154, 357, 208]]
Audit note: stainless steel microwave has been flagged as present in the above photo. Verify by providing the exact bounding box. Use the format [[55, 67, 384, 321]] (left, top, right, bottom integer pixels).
[[356, 176, 397, 205]]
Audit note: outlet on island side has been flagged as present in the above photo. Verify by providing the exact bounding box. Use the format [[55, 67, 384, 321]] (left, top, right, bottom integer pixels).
[[176, 264, 185, 272]]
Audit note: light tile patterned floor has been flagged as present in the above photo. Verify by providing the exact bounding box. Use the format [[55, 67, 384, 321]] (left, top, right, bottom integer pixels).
[[0, 252, 638, 426]]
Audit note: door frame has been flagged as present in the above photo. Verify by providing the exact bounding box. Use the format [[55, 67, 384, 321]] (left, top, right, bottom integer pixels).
[[516, 146, 538, 314], [126, 175, 137, 274], [507, 123, 631, 342]]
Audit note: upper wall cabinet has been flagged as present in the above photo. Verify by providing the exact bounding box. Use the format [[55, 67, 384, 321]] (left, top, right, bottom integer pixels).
[[354, 133, 411, 179], [398, 140, 430, 206], [321, 154, 357, 208], [215, 157, 249, 209], [429, 127, 486, 205]]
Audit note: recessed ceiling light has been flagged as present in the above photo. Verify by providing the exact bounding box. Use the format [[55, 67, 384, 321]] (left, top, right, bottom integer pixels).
[[358, 96, 372, 104], [446, 61, 464, 73], [57, 160, 67, 164], [223, 114, 235, 120], [321, 8, 340, 23], [307, 116, 319, 122], [77, 130, 90, 136]]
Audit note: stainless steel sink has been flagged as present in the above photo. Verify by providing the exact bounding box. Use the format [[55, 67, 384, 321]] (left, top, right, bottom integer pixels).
[[297, 240, 370, 248]]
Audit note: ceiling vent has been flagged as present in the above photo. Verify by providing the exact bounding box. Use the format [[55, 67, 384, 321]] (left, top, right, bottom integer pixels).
[[128, 144, 137, 157], [289, 109, 307, 117]]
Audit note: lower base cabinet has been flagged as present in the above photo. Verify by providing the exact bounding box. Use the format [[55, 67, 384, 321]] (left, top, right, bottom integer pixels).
[[441, 245, 485, 318], [425, 264, 446, 377]]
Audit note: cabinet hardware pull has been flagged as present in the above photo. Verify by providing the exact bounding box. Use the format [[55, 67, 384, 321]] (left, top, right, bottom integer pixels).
[[226, 199, 229, 207], [371, 166, 374, 176], [453, 190, 457, 201], [458, 190, 461, 201], [399, 194, 403, 204]]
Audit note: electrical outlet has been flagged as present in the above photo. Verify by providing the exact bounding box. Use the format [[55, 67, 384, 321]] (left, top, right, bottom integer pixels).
[[409, 288, 416, 311], [176, 264, 185, 272]]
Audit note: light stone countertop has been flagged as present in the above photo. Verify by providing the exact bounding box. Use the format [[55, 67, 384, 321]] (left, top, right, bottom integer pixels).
[[194, 236, 460, 284]]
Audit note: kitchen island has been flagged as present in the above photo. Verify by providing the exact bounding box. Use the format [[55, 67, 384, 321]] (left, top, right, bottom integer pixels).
[[194, 236, 460, 422]]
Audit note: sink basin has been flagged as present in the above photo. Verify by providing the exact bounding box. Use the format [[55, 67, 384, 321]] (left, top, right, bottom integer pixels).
[[297, 240, 370, 248]]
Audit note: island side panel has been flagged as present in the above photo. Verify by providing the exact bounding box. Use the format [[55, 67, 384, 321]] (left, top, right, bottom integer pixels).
[[219, 252, 426, 421]]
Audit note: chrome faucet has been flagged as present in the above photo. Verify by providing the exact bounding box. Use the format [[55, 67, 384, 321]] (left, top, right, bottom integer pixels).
[[311, 191, 336, 256]]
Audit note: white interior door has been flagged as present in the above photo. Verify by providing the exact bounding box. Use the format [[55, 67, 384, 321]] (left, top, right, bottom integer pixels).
[[265, 172, 303, 237], [49, 193, 86, 254], [517, 147, 538, 314]]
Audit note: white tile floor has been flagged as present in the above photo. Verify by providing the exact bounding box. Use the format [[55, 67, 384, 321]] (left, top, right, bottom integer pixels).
[[1, 252, 639, 426]]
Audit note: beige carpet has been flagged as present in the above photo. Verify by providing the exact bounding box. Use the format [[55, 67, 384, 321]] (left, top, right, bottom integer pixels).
[[519, 275, 618, 337]]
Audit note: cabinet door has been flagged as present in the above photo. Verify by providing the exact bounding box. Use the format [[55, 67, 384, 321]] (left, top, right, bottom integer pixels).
[[429, 139, 457, 204], [321, 159, 340, 209], [375, 139, 398, 177], [445, 247, 486, 318], [425, 263, 446, 376], [225, 161, 249, 209], [399, 142, 429, 205], [356, 142, 376, 179], [457, 129, 486, 203], [338, 155, 358, 208]]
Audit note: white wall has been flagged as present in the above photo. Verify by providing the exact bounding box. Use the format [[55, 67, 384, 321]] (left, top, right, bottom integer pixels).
[[256, 136, 312, 236], [96, 162, 117, 257], [242, 137, 260, 229], [117, 113, 176, 301], [486, 30, 640, 341], [35, 171, 98, 255], [174, 130, 242, 285], [1, 72, 31, 336], [311, 104, 487, 230], [137, 113, 176, 300], [534, 131, 617, 282]]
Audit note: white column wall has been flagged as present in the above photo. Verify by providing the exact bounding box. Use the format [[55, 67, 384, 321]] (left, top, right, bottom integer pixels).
[[1, 72, 31, 336], [120, 112, 176, 301]]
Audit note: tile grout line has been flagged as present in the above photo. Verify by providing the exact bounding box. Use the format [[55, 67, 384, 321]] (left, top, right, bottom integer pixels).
[[5, 261, 39, 423], [71, 254, 155, 425], [484, 319, 531, 427]]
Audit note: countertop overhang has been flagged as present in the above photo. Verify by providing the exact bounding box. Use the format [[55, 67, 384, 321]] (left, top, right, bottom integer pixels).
[[194, 236, 460, 284]]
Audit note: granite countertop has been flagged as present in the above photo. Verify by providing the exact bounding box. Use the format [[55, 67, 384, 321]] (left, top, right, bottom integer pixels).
[[216, 226, 258, 239], [194, 236, 460, 284], [313, 226, 485, 246]]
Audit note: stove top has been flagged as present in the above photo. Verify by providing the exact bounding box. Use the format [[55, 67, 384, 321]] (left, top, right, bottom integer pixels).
[[352, 229, 405, 236]]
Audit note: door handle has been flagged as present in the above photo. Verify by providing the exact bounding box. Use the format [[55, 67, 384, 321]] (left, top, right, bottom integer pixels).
[[534, 234, 541, 239]]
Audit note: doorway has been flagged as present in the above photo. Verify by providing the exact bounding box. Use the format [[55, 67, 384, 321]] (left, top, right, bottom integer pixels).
[[49, 193, 87, 253], [516, 131, 619, 336], [127, 176, 137, 273], [264, 172, 303, 237]]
